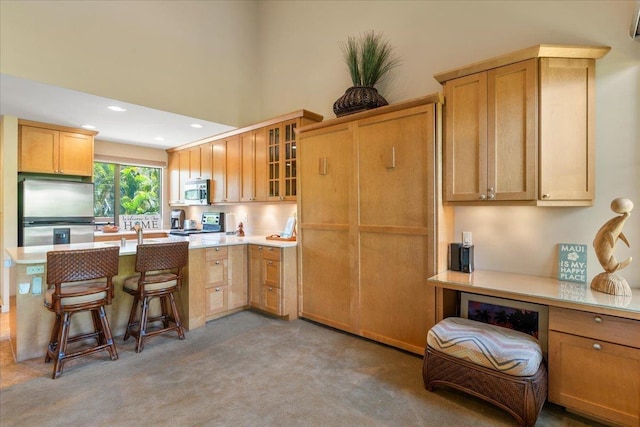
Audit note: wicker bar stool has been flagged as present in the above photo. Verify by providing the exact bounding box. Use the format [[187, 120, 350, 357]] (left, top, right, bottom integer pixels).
[[123, 241, 189, 352], [44, 246, 121, 379]]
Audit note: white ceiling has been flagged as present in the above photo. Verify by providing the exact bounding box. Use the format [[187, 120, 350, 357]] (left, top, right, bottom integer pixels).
[[0, 74, 236, 150]]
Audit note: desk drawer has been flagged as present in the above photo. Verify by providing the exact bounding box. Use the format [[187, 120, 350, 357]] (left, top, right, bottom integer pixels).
[[549, 306, 640, 348]]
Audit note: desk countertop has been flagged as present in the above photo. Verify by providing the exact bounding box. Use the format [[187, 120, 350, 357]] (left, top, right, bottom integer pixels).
[[428, 270, 640, 320], [6, 233, 296, 265]]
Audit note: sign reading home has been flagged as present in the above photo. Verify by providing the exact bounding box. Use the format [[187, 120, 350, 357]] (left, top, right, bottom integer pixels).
[[558, 243, 588, 283], [119, 214, 161, 230]]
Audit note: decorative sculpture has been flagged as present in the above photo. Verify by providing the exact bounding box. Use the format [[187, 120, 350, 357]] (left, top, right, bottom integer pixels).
[[591, 198, 633, 296]]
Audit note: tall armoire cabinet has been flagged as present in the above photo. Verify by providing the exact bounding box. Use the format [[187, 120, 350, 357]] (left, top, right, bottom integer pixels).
[[296, 95, 454, 354]]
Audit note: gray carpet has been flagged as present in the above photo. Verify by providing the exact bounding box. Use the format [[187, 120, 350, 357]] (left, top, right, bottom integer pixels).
[[0, 311, 604, 426]]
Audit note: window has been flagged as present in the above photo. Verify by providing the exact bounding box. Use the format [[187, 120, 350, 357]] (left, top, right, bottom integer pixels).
[[94, 162, 162, 226]]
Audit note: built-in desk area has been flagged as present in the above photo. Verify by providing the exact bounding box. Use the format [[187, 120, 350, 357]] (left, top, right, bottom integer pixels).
[[428, 270, 640, 427]]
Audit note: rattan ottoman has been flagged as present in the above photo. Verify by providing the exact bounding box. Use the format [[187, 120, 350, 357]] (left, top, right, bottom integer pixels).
[[423, 317, 547, 427]]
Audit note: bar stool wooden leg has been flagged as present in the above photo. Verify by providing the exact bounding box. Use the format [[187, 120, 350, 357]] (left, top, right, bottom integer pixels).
[[123, 295, 139, 341], [168, 293, 185, 340], [98, 306, 118, 361]]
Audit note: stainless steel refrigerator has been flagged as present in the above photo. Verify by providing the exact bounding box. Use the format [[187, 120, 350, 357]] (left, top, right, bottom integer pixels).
[[18, 179, 95, 247]]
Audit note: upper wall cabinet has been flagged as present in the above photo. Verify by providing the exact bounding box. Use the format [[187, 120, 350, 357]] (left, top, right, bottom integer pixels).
[[265, 112, 323, 201], [18, 120, 97, 177], [435, 44, 610, 206], [166, 110, 322, 206]]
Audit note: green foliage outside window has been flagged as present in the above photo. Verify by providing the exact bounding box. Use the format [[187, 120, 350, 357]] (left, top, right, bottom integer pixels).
[[93, 162, 161, 224]]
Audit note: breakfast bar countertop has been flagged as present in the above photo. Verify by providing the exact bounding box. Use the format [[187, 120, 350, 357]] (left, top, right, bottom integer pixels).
[[5, 233, 297, 265]]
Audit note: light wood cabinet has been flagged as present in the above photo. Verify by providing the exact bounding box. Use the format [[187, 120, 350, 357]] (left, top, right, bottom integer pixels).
[[167, 151, 182, 204], [297, 95, 453, 354], [240, 128, 267, 202], [180, 246, 248, 327], [248, 245, 297, 319], [18, 120, 96, 177], [265, 112, 323, 202], [435, 44, 610, 206], [549, 306, 640, 427], [166, 110, 322, 206], [211, 136, 241, 203]]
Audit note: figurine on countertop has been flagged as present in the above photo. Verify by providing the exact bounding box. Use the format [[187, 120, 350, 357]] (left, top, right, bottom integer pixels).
[[236, 222, 245, 237], [591, 198, 633, 296]]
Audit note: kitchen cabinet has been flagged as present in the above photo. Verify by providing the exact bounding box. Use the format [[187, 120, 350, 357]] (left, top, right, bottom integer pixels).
[[297, 95, 453, 354], [265, 112, 324, 202], [239, 128, 267, 202], [549, 306, 640, 427], [167, 151, 182, 204], [435, 44, 610, 206], [249, 245, 298, 319], [211, 136, 241, 203], [18, 120, 97, 177], [166, 110, 322, 205], [202, 245, 247, 320]]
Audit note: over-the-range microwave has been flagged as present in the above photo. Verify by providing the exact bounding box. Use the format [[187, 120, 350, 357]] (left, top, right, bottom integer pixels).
[[184, 178, 210, 205]]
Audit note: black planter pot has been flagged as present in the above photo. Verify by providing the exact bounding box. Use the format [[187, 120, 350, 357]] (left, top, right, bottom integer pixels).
[[333, 86, 388, 117]]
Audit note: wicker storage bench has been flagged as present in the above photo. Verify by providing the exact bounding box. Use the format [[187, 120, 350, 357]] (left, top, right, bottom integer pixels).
[[423, 317, 547, 427]]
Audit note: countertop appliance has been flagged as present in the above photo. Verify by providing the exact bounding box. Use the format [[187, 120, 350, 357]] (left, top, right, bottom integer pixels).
[[18, 179, 95, 247], [169, 212, 224, 236], [170, 209, 185, 230], [184, 219, 198, 231], [224, 212, 238, 235], [184, 178, 210, 206]]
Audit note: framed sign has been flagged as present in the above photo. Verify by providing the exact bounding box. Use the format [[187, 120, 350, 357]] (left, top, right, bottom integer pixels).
[[461, 293, 548, 356], [558, 243, 588, 283]]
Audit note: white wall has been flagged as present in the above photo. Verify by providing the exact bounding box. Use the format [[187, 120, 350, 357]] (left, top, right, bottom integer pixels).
[[0, 0, 261, 127], [258, 0, 640, 286], [0, 116, 18, 313]]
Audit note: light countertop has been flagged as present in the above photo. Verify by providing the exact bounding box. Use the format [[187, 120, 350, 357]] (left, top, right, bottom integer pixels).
[[428, 269, 640, 320], [6, 233, 296, 264]]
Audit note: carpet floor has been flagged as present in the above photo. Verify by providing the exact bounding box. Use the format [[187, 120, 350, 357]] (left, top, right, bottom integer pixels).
[[0, 311, 605, 426]]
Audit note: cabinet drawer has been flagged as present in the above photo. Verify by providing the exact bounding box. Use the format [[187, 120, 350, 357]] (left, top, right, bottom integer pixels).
[[206, 285, 227, 315], [264, 259, 281, 288], [205, 258, 227, 288], [549, 330, 640, 426], [262, 247, 281, 261], [549, 307, 640, 348], [205, 246, 228, 261], [263, 285, 282, 315]]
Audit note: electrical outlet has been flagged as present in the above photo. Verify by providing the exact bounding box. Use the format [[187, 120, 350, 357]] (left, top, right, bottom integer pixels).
[[26, 265, 44, 275], [32, 276, 43, 295], [462, 231, 473, 247], [18, 283, 30, 294]]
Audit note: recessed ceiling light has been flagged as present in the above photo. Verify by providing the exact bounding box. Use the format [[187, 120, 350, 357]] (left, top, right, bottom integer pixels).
[[81, 124, 96, 129], [190, 123, 203, 129], [154, 137, 165, 142], [107, 105, 127, 112]]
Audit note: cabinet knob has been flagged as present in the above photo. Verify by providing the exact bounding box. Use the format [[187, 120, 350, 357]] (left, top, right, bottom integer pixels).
[[215, 247, 220, 251], [542, 194, 551, 199], [268, 261, 273, 265], [269, 287, 273, 291], [215, 287, 221, 292], [479, 194, 487, 200], [594, 316, 602, 323], [215, 261, 220, 265], [487, 193, 495, 200], [593, 343, 602, 350]]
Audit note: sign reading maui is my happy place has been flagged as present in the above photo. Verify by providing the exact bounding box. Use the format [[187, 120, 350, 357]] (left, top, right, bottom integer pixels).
[[558, 243, 588, 283], [119, 214, 161, 230]]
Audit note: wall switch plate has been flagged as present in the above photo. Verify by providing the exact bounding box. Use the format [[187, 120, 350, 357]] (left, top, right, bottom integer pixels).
[[26, 265, 44, 275], [462, 231, 473, 247], [32, 276, 43, 294], [18, 283, 30, 294]]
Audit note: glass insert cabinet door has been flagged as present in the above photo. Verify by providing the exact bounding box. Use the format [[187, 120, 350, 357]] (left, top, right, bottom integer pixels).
[[268, 120, 297, 200]]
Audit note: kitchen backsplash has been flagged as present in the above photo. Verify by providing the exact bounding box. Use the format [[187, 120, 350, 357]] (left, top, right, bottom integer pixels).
[[175, 203, 297, 237]]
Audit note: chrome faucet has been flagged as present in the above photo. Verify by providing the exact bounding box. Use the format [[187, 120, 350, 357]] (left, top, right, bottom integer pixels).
[[131, 222, 144, 244]]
